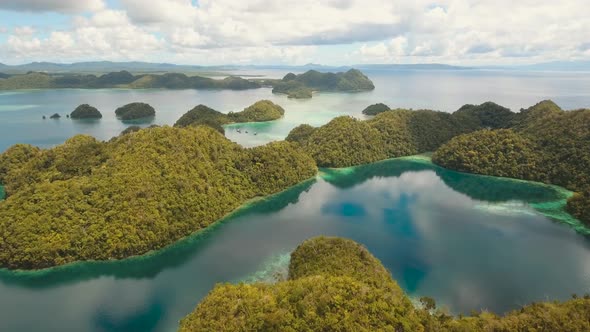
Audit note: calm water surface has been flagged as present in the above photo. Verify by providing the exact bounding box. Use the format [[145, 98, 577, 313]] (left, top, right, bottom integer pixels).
[[0, 158, 589, 332], [1, 69, 590, 151], [1, 70, 590, 332]]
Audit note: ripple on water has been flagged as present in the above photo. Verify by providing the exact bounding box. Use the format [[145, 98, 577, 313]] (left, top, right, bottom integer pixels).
[[0, 104, 39, 112]]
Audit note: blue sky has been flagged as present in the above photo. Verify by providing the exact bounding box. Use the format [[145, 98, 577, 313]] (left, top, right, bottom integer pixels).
[[0, 0, 588, 66]]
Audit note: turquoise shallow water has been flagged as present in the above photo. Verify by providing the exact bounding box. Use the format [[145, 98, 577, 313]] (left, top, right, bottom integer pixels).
[[0, 157, 589, 332]]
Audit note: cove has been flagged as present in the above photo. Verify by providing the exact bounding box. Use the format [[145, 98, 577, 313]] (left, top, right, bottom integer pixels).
[[0, 157, 589, 332]]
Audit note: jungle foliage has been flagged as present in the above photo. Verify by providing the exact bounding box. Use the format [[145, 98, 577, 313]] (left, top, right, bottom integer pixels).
[[287, 106, 479, 168], [0, 126, 317, 269], [433, 100, 590, 225], [179, 237, 590, 332], [300, 116, 388, 167], [179, 237, 423, 332]]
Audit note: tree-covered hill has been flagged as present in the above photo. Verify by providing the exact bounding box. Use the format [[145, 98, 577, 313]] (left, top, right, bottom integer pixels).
[[361, 102, 390, 115], [115, 102, 156, 120], [70, 104, 102, 119], [298, 116, 388, 167], [0, 126, 317, 269], [179, 236, 590, 331], [433, 100, 590, 226], [286, 107, 480, 167], [0, 71, 261, 90], [174, 100, 285, 132], [228, 100, 285, 122], [271, 69, 374, 98]]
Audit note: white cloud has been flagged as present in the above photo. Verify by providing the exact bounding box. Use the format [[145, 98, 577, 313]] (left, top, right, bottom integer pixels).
[[13, 26, 36, 36], [4, 10, 163, 61], [0, 0, 589, 65], [0, 0, 104, 13]]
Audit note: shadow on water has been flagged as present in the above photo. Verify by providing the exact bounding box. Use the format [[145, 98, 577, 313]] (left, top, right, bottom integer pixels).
[[0, 179, 316, 289], [120, 116, 156, 125], [322, 156, 567, 203], [93, 293, 166, 332]]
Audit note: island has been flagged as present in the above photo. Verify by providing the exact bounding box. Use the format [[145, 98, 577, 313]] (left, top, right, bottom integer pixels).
[[174, 100, 285, 133], [70, 104, 102, 119], [286, 100, 590, 226], [362, 102, 390, 115], [0, 127, 317, 269], [115, 102, 156, 120], [0, 70, 261, 90], [49, 113, 61, 119], [180, 236, 590, 331], [433, 100, 590, 226], [270, 69, 374, 99]]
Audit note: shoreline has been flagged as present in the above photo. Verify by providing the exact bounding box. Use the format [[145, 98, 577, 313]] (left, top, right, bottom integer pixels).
[[0, 154, 587, 275]]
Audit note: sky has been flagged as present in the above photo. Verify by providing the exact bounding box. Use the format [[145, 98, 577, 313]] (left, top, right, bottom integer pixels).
[[0, 0, 588, 66]]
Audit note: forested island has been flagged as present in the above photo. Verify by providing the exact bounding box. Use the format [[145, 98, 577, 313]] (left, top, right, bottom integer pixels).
[[0, 126, 316, 269], [115, 102, 156, 120], [286, 100, 590, 226], [0, 69, 376, 95], [174, 100, 285, 133], [362, 102, 390, 115], [0, 70, 261, 90], [270, 69, 375, 98], [433, 100, 590, 228], [180, 236, 590, 331], [70, 104, 102, 119]]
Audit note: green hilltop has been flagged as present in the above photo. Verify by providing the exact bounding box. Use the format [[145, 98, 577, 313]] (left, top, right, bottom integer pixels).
[[180, 236, 590, 331], [271, 69, 374, 98]]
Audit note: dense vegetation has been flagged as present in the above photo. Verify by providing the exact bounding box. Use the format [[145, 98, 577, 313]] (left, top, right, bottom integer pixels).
[[362, 102, 390, 115], [0, 126, 317, 269], [227, 100, 285, 122], [180, 237, 422, 331], [180, 237, 590, 331], [432, 129, 541, 180], [453, 101, 514, 129], [283, 99, 589, 225], [287, 107, 479, 167], [297, 116, 388, 167], [433, 100, 590, 225], [0, 71, 261, 90], [271, 69, 374, 98], [115, 102, 155, 120], [70, 104, 102, 119], [174, 100, 285, 132]]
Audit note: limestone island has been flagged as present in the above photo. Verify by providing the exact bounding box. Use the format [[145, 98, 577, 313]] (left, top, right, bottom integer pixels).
[[0, 70, 261, 91], [115, 102, 156, 120], [180, 236, 590, 331], [174, 100, 285, 134], [70, 104, 102, 119], [362, 102, 390, 115], [270, 69, 374, 99], [0, 126, 316, 269], [49, 113, 61, 119]]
